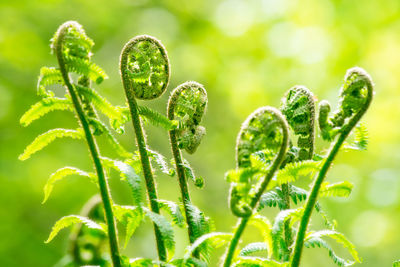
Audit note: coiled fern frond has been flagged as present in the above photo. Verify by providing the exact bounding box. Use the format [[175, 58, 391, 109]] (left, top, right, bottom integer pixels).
[[120, 35, 170, 100]]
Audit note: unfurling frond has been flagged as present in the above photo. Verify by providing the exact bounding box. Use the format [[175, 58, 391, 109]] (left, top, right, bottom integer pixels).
[[45, 215, 105, 243], [120, 35, 170, 100], [20, 97, 73, 127], [229, 107, 289, 218], [147, 148, 175, 176], [345, 123, 368, 151], [19, 128, 84, 161], [168, 81, 208, 154], [43, 167, 97, 204], [65, 56, 107, 84]]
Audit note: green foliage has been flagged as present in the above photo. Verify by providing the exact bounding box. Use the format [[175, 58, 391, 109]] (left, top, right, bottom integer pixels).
[[42, 167, 97, 204], [239, 242, 268, 256], [394, 260, 400, 267], [269, 160, 320, 188], [138, 105, 178, 130], [157, 200, 185, 227], [45, 215, 105, 243], [248, 214, 273, 258], [20, 97, 73, 126], [113, 205, 144, 249], [144, 208, 175, 259], [319, 181, 353, 198], [19, 128, 84, 161], [184, 232, 232, 261], [233, 256, 288, 267], [304, 230, 360, 266]]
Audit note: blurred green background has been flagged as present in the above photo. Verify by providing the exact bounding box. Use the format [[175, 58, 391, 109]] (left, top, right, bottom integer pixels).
[[1, 0, 400, 266]]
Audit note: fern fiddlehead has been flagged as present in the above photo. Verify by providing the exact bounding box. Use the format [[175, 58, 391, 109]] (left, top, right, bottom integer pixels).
[[279, 86, 315, 260], [52, 21, 121, 267], [167, 81, 208, 257], [223, 107, 289, 267], [290, 67, 374, 267], [119, 35, 170, 261]]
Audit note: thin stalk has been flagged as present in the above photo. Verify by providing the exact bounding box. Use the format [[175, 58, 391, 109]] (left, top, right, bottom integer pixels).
[[290, 79, 373, 267], [55, 27, 121, 267], [120, 76, 167, 262], [223, 109, 289, 267], [169, 129, 199, 257], [281, 183, 292, 261]]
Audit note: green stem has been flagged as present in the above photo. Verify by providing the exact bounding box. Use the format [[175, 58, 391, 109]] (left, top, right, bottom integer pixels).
[[55, 27, 121, 267], [169, 129, 199, 258], [281, 183, 292, 261], [223, 109, 289, 267], [290, 83, 373, 267]]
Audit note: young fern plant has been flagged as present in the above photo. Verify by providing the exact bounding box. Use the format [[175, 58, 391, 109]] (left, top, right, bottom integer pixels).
[[222, 107, 289, 267], [291, 67, 374, 267], [119, 35, 171, 262], [19, 21, 123, 267], [167, 81, 208, 258]]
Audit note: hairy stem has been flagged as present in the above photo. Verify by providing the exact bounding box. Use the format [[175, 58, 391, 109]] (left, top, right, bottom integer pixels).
[[281, 183, 292, 261], [120, 69, 167, 262], [290, 82, 373, 267], [223, 109, 289, 267], [55, 26, 121, 267], [169, 129, 199, 257]]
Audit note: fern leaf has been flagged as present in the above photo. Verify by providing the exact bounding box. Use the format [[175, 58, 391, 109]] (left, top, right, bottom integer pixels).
[[320, 181, 353, 198], [289, 185, 308, 204], [180, 158, 204, 188], [147, 149, 175, 176], [393, 260, 400, 267], [233, 256, 288, 267], [157, 199, 185, 227], [239, 242, 268, 256], [113, 205, 144, 248], [19, 128, 84, 161], [20, 98, 73, 127], [305, 236, 352, 266], [43, 167, 97, 204], [306, 230, 361, 264], [183, 232, 232, 261], [248, 214, 273, 258], [258, 190, 284, 210], [64, 56, 108, 84], [101, 157, 142, 208], [37, 67, 64, 97], [269, 160, 320, 188], [185, 202, 214, 261], [345, 123, 368, 151], [75, 85, 125, 121], [144, 208, 175, 260], [138, 105, 178, 130], [271, 208, 304, 258], [45, 215, 105, 243]]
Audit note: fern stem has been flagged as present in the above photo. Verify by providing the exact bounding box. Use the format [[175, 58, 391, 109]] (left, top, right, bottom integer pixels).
[[281, 183, 292, 261], [120, 38, 168, 261], [290, 73, 373, 267], [169, 128, 199, 257], [55, 23, 121, 267], [223, 108, 289, 267]]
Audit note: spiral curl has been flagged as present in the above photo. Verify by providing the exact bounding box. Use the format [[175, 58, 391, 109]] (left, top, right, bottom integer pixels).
[[318, 67, 373, 141], [229, 107, 289, 217], [167, 81, 208, 154], [120, 35, 170, 100], [281, 86, 315, 160]]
